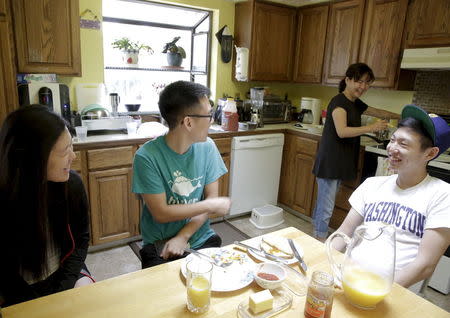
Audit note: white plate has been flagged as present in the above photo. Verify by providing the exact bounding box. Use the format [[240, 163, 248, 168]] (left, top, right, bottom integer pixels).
[[181, 248, 255, 292], [246, 237, 304, 265]]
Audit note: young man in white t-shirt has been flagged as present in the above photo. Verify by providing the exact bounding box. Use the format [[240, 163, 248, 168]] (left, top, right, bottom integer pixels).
[[331, 104, 450, 288]]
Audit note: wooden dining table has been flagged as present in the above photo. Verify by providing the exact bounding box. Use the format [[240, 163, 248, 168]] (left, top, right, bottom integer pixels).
[[3, 227, 448, 318]]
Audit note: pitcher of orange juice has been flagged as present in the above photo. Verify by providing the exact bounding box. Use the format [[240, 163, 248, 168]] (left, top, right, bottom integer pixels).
[[326, 223, 396, 310]]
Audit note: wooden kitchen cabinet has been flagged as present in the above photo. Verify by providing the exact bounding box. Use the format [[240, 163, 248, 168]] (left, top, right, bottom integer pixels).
[[323, 0, 411, 89], [11, 0, 81, 75], [293, 4, 329, 83], [234, 0, 296, 81], [89, 167, 139, 245], [278, 133, 318, 216], [85, 146, 140, 245], [322, 0, 365, 85], [359, 0, 408, 88], [0, 0, 18, 124], [214, 137, 231, 197], [405, 0, 450, 48]]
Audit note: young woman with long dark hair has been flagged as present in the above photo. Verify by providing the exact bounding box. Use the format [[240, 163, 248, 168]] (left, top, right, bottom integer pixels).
[[311, 63, 400, 241], [0, 106, 94, 306]]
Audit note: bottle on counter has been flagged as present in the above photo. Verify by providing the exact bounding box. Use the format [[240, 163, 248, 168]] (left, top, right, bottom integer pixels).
[[221, 98, 239, 131], [304, 271, 334, 318]]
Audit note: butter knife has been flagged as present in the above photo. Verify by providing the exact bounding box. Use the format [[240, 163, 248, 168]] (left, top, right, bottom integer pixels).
[[233, 241, 289, 264], [288, 238, 307, 274]]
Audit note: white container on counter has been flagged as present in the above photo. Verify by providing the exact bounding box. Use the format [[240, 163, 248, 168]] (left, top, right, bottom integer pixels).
[[300, 97, 321, 125]]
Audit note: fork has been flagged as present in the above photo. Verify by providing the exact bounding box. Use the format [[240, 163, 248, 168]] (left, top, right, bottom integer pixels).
[[184, 248, 232, 268]]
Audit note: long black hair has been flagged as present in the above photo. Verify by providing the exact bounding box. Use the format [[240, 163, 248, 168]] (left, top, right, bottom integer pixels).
[[0, 105, 67, 280], [338, 63, 375, 93]]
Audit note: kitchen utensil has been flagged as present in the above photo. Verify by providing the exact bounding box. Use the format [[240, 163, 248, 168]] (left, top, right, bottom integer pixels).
[[184, 248, 232, 268], [234, 241, 289, 264], [125, 103, 141, 112], [288, 238, 307, 274], [326, 223, 396, 309], [110, 93, 120, 115]]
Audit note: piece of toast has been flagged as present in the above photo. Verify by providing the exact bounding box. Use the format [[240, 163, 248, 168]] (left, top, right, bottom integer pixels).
[[260, 235, 293, 259]]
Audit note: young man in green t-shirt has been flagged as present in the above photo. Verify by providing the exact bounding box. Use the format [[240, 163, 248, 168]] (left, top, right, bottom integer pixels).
[[132, 81, 231, 268]]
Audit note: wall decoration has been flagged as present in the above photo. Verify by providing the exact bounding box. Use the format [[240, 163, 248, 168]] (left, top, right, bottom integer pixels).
[[80, 9, 101, 30]]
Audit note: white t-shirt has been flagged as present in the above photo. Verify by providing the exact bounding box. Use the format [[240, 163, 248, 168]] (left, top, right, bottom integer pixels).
[[349, 174, 450, 271]]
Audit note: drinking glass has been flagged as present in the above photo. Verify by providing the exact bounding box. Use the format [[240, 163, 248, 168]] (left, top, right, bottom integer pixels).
[[186, 258, 213, 314], [75, 126, 88, 141], [126, 121, 138, 135]]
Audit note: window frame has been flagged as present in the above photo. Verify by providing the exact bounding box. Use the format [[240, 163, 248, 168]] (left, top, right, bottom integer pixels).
[[102, 0, 212, 87]]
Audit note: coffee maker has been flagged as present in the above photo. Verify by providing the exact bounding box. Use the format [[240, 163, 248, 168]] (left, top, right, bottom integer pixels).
[[250, 87, 264, 127], [18, 83, 72, 123], [299, 97, 321, 125]]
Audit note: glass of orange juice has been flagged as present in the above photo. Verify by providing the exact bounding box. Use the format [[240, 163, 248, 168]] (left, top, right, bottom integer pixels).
[[186, 258, 213, 314]]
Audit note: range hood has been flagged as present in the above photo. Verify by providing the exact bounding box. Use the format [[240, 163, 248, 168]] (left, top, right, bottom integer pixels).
[[400, 47, 450, 70]]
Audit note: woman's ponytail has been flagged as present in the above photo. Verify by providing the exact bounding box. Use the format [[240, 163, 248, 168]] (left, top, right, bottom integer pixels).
[[338, 79, 346, 93]]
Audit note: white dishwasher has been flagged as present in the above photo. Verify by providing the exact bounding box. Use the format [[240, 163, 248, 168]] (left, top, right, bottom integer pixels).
[[228, 133, 284, 216]]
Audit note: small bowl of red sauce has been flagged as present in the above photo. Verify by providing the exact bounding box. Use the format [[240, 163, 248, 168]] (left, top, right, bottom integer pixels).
[[254, 262, 286, 289]]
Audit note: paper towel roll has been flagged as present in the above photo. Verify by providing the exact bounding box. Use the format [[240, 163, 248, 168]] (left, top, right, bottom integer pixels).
[[235, 47, 249, 81]]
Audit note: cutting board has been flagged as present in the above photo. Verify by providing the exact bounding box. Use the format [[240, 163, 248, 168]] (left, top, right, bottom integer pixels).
[[76, 83, 106, 111]]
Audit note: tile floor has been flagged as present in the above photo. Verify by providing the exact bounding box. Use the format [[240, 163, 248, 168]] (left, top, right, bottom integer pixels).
[[85, 210, 450, 312]]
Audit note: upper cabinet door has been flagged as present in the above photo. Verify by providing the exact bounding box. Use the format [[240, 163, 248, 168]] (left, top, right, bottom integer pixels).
[[405, 0, 450, 48], [322, 0, 365, 85], [359, 0, 408, 88], [250, 2, 296, 81], [12, 0, 81, 75], [293, 4, 329, 83], [0, 0, 18, 124]]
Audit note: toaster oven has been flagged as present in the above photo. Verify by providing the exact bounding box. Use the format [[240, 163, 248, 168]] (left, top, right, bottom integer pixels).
[[261, 99, 292, 124]]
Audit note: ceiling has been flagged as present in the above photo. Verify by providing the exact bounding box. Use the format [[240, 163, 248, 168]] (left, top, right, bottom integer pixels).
[[233, 0, 329, 7]]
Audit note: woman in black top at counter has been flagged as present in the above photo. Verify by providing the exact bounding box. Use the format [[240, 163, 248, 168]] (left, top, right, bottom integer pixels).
[[0, 106, 94, 307], [311, 63, 399, 241]]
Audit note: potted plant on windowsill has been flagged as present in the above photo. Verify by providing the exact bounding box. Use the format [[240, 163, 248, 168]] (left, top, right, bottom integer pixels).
[[112, 37, 153, 65], [162, 36, 186, 67]]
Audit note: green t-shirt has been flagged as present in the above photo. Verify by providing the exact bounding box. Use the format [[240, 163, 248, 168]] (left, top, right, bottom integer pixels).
[[132, 135, 227, 248]]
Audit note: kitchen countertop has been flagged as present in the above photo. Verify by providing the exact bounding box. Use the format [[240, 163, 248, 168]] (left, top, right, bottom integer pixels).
[[72, 122, 323, 147], [73, 122, 449, 170]]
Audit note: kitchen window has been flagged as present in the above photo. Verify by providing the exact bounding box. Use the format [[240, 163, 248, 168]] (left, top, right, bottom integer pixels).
[[102, 0, 211, 112]]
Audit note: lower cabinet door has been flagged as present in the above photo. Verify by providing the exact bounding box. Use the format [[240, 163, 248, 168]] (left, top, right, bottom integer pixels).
[[292, 153, 316, 216], [218, 154, 230, 197], [89, 167, 139, 245]]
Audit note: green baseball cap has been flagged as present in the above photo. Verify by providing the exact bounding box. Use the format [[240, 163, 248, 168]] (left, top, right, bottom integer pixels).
[[401, 104, 450, 156]]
